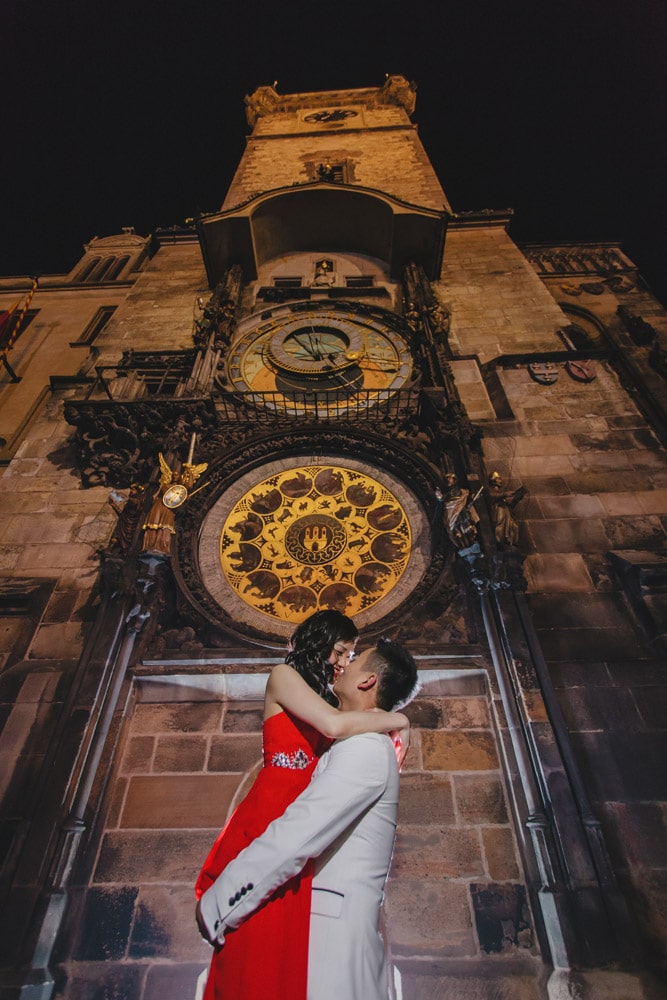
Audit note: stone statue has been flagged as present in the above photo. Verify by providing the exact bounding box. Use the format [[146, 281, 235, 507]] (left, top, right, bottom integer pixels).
[[439, 474, 481, 550], [487, 472, 527, 548], [108, 483, 145, 554], [194, 264, 242, 349]]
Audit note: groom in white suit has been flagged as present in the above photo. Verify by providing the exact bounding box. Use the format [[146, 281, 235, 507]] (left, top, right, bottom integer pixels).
[[197, 638, 418, 1000]]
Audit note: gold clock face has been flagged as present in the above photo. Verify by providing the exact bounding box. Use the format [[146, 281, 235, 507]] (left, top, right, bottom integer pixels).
[[219, 464, 411, 623], [227, 303, 412, 415]]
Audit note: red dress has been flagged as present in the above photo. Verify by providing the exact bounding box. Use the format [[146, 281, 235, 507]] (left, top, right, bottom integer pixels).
[[195, 711, 330, 1000]]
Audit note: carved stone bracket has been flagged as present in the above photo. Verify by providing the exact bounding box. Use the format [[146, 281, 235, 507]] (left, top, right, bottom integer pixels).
[[64, 397, 218, 488], [524, 245, 632, 278]]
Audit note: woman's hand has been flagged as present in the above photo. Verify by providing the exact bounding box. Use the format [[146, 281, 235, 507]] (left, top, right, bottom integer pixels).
[[391, 720, 411, 769]]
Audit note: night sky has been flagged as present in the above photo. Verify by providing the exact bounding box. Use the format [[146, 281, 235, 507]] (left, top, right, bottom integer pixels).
[[3, 0, 666, 303]]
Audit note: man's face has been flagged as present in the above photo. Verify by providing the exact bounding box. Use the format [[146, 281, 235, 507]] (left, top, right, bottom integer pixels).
[[332, 646, 374, 704]]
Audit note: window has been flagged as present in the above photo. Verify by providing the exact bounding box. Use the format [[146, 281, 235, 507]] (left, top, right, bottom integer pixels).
[[75, 255, 132, 283], [73, 306, 117, 346], [1, 309, 38, 346], [273, 278, 303, 288], [106, 255, 130, 280], [315, 162, 347, 183], [345, 276, 374, 288], [92, 257, 118, 282], [74, 257, 102, 282]]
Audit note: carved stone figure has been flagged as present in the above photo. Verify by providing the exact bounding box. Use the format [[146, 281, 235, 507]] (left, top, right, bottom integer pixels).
[[487, 472, 527, 548], [379, 75, 417, 115], [440, 474, 480, 550], [402, 262, 450, 339], [244, 85, 279, 127], [194, 265, 243, 348], [108, 484, 145, 554], [617, 306, 657, 347]]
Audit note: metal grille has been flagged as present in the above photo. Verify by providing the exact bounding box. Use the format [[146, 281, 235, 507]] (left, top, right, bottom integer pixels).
[[215, 388, 423, 423]]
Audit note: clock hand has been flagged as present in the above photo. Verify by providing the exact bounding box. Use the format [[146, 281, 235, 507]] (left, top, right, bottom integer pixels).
[[292, 334, 319, 359], [358, 360, 399, 372], [325, 349, 352, 366], [309, 326, 329, 361], [352, 346, 399, 372]]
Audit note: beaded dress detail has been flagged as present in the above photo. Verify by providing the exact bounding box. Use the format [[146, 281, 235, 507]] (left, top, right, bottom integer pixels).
[[195, 711, 330, 1000]]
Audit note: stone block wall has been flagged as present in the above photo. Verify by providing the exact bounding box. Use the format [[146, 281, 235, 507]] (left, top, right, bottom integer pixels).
[[0, 396, 115, 966], [475, 331, 667, 975], [440, 227, 567, 363], [94, 244, 208, 364], [54, 670, 543, 1000], [0, 282, 129, 461], [224, 126, 447, 212]]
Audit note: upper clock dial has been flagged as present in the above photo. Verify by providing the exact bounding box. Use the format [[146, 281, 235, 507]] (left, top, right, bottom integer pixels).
[[303, 109, 358, 124], [227, 303, 413, 414]]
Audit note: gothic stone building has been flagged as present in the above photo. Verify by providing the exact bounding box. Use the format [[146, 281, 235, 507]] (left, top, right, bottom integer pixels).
[[0, 78, 665, 1000]]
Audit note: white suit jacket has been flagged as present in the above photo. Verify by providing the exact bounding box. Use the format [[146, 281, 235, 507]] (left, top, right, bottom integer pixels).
[[199, 732, 399, 1000]]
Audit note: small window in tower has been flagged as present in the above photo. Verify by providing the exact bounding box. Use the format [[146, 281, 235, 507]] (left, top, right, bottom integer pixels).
[[273, 278, 303, 288], [317, 162, 346, 183], [345, 276, 374, 288]]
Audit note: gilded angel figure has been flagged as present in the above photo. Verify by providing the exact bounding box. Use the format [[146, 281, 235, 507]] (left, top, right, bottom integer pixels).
[[142, 451, 208, 556]]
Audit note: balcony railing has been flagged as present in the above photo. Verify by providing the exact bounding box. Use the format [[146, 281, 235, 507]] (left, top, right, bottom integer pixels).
[[215, 388, 424, 423]]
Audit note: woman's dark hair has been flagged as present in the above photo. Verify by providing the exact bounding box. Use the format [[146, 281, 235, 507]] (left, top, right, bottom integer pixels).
[[285, 610, 358, 699]]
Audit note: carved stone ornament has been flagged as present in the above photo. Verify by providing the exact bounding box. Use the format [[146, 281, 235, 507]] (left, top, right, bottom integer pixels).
[[379, 75, 417, 115], [193, 265, 243, 349], [617, 306, 657, 347], [64, 398, 217, 488]]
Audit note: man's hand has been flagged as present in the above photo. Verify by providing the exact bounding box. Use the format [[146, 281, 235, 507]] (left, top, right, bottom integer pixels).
[[390, 721, 410, 769]]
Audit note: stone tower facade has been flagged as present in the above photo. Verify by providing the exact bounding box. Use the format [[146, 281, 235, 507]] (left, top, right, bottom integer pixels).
[[0, 78, 665, 1000]]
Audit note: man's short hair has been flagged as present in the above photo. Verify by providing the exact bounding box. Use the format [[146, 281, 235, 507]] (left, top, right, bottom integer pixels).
[[368, 638, 419, 711]]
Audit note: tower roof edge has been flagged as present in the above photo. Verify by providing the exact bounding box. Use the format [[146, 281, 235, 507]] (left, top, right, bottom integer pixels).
[[245, 75, 417, 127]]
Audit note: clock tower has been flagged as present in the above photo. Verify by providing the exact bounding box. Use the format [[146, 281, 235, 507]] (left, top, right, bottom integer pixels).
[[6, 76, 664, 1000], [178, 76, 466, 640]]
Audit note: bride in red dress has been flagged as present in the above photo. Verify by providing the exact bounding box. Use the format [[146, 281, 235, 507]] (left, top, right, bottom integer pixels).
[[195, 610, 410, 1000]]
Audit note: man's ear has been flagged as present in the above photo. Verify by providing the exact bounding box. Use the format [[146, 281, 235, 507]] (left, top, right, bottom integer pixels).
[[357, 672, 377, 692]]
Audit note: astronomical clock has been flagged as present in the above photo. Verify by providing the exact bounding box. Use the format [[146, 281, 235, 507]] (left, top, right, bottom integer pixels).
[[195, 458, 429, 637], [227, 301, 413, 415]]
